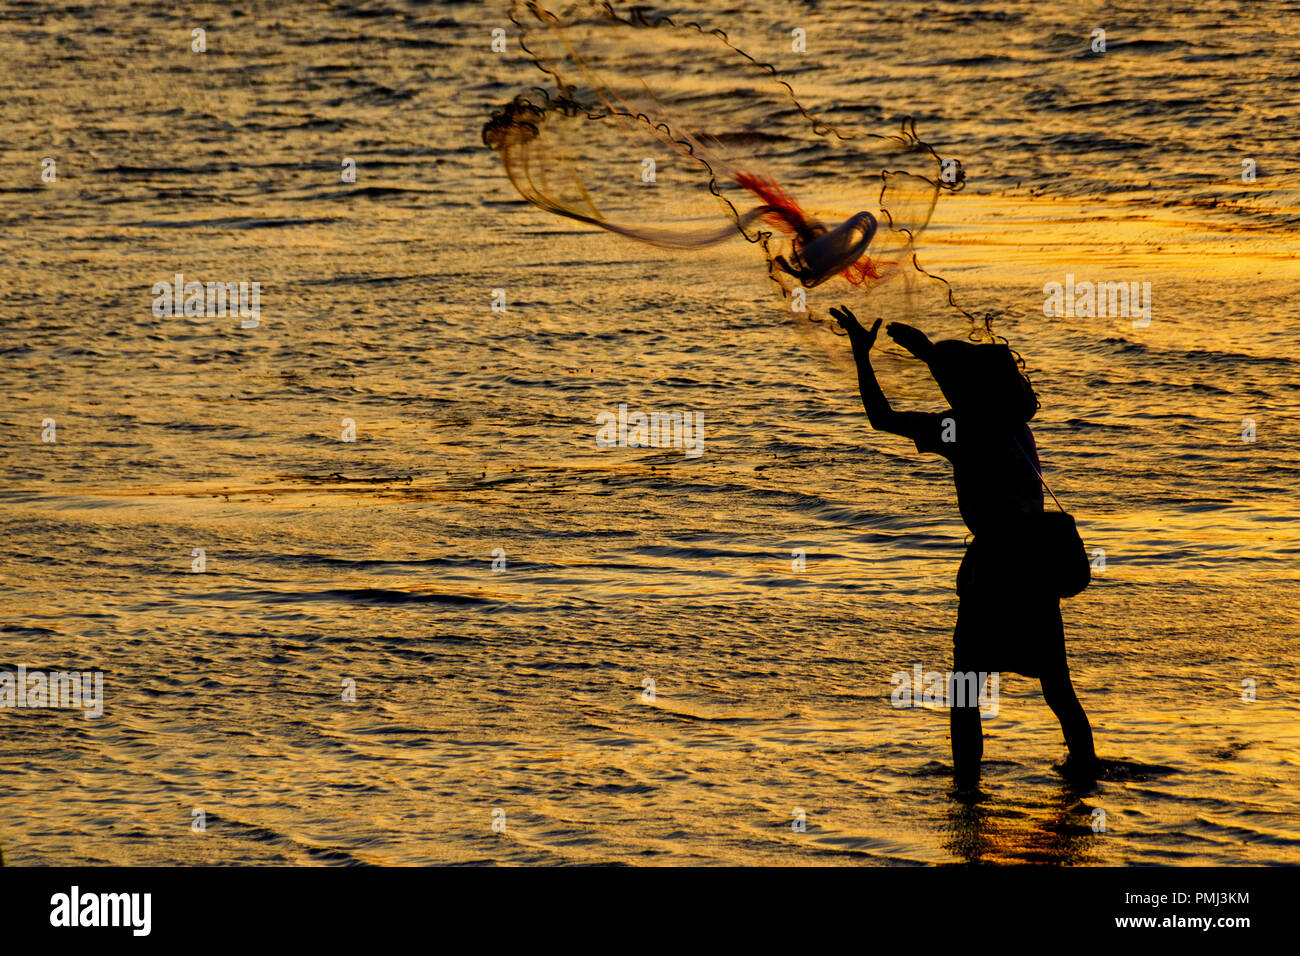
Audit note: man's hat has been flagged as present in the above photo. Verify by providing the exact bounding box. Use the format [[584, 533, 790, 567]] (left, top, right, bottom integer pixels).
[[927, 340, 1037, 423]]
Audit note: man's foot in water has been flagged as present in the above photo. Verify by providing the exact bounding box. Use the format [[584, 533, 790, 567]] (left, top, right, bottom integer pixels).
[[1058, 754, 1101, 785], [953, 767, 981, 793]]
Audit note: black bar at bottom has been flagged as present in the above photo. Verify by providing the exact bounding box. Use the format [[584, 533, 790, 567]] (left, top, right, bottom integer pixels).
[[0, 865, 1277, 943]]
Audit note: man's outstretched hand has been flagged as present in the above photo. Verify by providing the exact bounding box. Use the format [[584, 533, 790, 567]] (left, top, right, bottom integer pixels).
[[831, 306, 881, 354], [885, 322, 934, 361]]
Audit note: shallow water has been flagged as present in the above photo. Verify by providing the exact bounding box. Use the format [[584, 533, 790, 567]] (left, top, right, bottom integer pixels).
[[1, 0, 1299, 865]]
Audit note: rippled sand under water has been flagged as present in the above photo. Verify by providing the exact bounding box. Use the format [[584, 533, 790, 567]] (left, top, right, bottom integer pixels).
[[1, 0, 1299, 864]]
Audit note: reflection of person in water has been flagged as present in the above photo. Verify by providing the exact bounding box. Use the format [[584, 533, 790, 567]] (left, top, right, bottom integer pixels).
[[832, 305, 1098, 790]]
